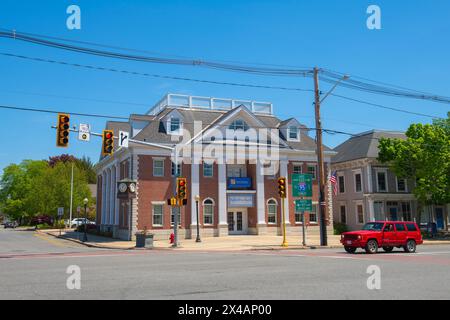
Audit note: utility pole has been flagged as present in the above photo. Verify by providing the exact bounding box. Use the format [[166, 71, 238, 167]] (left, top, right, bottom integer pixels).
[[172, 145, 180, 248], [313, 67, 328, 246]]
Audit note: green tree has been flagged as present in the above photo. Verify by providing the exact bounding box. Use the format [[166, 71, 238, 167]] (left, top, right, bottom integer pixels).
[[0, 158, 95, 224], [378, 113, 450, 221]]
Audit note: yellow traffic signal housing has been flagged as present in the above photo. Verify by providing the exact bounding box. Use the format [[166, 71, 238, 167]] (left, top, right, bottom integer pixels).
[[102, 130, 114, 156], [176, 177, 187, 200], [56, 113, 70, 147], [278, 177, 287, 198]]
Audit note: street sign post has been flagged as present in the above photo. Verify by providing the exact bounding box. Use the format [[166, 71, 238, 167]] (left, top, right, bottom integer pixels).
[[292, 173, 313, 197], [57, 207, 64, 236]]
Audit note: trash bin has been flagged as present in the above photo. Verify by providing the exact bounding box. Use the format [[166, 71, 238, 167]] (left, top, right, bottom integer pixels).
[[427, 222, 437, 238], [135, 233, 154, 248]]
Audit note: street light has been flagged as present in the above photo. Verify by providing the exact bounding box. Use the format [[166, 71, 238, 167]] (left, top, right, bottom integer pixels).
[[82, 198, 88, 242], [195, 195, 201, 243]]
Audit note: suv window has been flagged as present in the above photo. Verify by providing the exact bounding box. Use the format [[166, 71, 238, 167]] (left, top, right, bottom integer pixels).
[[383, 224, 395, 232], [406, 223, 418, 231], [395, 223, 406, 231], [362, 222, 384, 231]]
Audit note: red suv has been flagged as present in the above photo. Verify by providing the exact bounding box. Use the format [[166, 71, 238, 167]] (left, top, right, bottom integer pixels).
[[340, 221, 423, 254]]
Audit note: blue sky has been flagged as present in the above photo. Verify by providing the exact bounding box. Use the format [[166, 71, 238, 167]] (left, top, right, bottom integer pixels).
[[0, 0, 449, 172]]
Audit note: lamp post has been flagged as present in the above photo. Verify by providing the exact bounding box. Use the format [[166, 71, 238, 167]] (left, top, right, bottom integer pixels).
[[195, 195, 201, 242], [82, 198, 88, 242]]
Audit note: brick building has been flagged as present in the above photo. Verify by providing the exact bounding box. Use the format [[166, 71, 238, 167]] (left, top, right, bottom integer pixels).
[[95, 94, 336, 240]]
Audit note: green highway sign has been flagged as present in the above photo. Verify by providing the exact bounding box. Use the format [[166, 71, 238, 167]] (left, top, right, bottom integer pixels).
[[295, 199, 313, 212], [292, 173, 313, 197]]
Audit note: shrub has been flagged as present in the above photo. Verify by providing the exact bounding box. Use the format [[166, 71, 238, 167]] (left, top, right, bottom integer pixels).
[[333, 222, 348, 235]]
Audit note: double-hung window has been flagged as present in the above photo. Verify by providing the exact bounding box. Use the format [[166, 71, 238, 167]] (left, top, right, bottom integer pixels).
[[153, 159, 164, 177], [152, 204, 163, 226]]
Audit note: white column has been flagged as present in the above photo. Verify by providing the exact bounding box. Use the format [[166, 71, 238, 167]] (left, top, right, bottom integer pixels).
[[101, 171, 106, 225], [218, 164, 227, 225], [280, 160, 290, 225], [191, 163, 200, 226], [115, 164, 120, 225], [110, 166, 115, 225], [105, 169, 111, 225], [368, 199, 375, 221], [366, 164, 373, 193], [256, 160, 266, 225]]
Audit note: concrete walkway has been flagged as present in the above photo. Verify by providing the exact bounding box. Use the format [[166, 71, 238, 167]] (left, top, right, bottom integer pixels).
[[40, 229, 450, 251]]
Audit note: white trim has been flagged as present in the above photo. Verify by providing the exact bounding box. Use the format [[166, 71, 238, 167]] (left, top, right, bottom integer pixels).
[[338, 203, 347, 224], [256, 161, 266, 225], [191, 163, 200, 225], [152, 203, 164, 227], [355, 201, 365, 225], [153, 158, 165, 177], [202, 198, 215, 225], [395, 176, 408, 193], [353, 170, 363, 193], [218, 164, 227, 224], [375, 168, 388, 192], [267, 198, 278, 224], [337, 171, 345, 194]]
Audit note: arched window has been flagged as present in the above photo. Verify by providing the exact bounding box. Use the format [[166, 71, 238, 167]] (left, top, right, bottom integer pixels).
[[203, 198, 215, 225], [229, 119, 249, 131], [267, 198, 278, 224]]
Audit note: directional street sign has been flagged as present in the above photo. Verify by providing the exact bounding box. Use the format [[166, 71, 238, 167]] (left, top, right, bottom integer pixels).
[[78, 123, 91, 142], [295, 199, 313, 212], [119, 131, 129, 148], [292, 173, 313, 197], [57, 207, 64, 217]]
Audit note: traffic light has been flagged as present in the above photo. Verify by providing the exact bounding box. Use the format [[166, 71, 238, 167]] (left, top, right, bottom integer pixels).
[[278, 177, 287, 198], [176, 177, 187, 200], [102, 130, 114, 156], [56, 113, 70, 147]]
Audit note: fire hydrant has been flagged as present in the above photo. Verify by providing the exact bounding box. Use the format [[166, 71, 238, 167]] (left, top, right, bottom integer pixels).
[[169, 233, 175, 244]]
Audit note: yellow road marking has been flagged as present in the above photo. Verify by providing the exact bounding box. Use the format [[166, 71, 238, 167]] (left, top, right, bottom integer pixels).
[[33, 232, 68, 248]]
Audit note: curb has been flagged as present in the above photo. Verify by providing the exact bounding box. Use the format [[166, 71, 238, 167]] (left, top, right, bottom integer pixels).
[[38, 230, 136, 250]]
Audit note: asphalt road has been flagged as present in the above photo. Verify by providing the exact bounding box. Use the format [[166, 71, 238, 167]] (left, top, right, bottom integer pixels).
[[1, 227, 450, 300]]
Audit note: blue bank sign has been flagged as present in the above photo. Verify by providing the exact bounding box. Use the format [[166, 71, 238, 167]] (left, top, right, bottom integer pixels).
[[227, 177, 252, 189], [227, 194, 254, 208]]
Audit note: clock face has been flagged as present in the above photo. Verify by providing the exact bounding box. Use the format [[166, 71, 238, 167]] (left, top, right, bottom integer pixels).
[[129, 183, 136, 193], [119, 183, 128, 193]]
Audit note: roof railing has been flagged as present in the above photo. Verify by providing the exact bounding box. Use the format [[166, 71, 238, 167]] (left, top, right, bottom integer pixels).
[[147, 93, 273, 115]]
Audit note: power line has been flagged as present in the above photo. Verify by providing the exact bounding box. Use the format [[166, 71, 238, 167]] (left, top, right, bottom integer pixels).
[[0, 52, 312, 93], [330, 93, 444, 119], [2, 29, 449, 104], [0, 30, 312, 77], [1, 51, 445, 120]]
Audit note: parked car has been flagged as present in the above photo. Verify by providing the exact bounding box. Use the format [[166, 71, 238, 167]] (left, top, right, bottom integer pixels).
[[340, 221, 423, 254], [4, 221, 19, 228], [31, 215, 54, 226], [69, 218, 95, 228]]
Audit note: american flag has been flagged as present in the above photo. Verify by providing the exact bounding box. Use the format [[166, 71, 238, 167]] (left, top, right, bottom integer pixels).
[[330, 171, 338, 196]]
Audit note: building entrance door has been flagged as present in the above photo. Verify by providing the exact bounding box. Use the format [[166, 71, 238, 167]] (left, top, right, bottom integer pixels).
[[227, 209, 248, 235]]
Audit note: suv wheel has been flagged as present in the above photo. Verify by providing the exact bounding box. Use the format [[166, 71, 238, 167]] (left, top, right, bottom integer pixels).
[[344, 246, 357, 254], [404, 239, 416, 253], [365, 240, 378, 254], [382, 246, 394, 253]]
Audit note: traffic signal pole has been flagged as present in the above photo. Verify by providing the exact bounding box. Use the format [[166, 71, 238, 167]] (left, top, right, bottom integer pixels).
[[313, 67, 328, 246]]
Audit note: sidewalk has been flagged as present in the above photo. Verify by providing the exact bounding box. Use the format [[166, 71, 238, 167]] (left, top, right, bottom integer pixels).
[[40, 229, 450, 251]]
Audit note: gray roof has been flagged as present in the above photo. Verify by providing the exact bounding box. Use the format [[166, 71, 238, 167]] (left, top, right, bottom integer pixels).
[[332, 130, 406, 163], [103, 106, 332, 153]]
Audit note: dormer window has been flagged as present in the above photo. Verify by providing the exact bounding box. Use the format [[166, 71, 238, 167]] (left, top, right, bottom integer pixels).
[[288, 126, 300, 141], [229, 119, 249, 131], [168, 117, 181, 134]]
